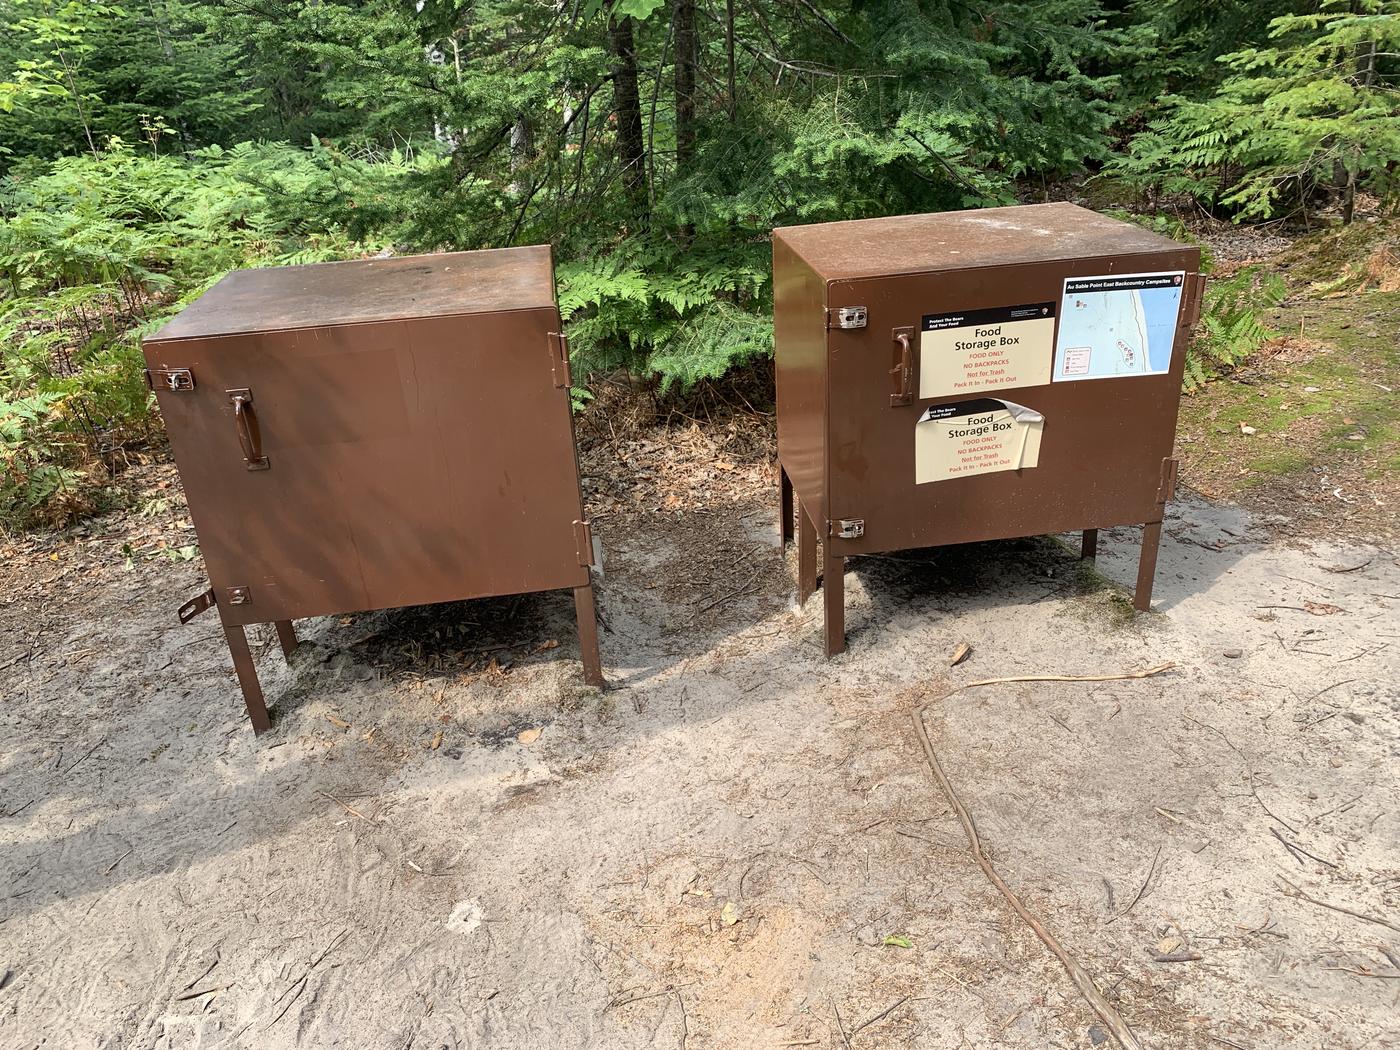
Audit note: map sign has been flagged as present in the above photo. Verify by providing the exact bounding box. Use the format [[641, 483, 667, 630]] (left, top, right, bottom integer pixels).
[[1052, 271, 1184, 382]]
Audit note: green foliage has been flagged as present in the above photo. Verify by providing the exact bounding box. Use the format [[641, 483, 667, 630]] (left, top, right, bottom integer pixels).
[[1111, 0, 1400, 222], [559, 231, 771, 391], [0, 0, 1361, 526], [1187, 267, 1287, 389], [0, 140, 397, 525]]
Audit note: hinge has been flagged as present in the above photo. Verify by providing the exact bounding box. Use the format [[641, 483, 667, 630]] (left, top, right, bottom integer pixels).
[[178, 587, 216, 624], [825, 306, 867, 330], [548, 331, 572, 388], [1187, 273, 1206, 329], [832, 518, 865, 540], [145, 367, 195, 392], [1157, 457, 1179, 505], [573, 519, 596, 569]]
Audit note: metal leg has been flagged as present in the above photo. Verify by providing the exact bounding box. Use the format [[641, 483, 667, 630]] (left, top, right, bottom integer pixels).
[[823, 552, 846, 656], [1081, 528, 1099, 562], [779, 463, 794, 547], [274, 620, 298, 659], [1133, 521, 1164, 612], [796, 498, 817, 606], [223, 623, 272, 735], [573, 582, 605, 687]]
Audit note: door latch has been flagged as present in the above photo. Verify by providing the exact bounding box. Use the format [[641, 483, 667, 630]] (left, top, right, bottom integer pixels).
[[145, 367, 195, 392], [178, 587, 216, 623], [826, 306, 867, 330], [833, 519, 865, 540]]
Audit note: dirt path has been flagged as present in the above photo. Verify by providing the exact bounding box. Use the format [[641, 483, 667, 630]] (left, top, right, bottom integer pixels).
[[1, 440, 1397, 1049]]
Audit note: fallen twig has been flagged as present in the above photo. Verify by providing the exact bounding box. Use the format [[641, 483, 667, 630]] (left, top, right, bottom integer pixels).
[[264, 928, 348, 1029], [1184, 715, 1297, 833], [317, 790, 376, 824], [851, 995, 909, 1039], [829, 995, 852, 1050], [1279, 879, 1400, 933], [1270, 828, 1336, 869], [911, 663, 1175, 1050], [685, 568, 763, 622], [606, 983, 694, 1010], [180, 953, 220, 993], [61, 738, 105, 777], [103, 847, 132, 876], [1105, 847, 1161, 925], [1148, 950, 1203, 963], [1270, 827, 1307, 866], [175, 984, 230, 1002], [1323, 557, 1371, 574], [1322, 965, 1400, 979]]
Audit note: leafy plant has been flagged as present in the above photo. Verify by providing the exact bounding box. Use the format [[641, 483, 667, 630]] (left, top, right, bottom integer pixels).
[[1186, 266, 1286, 389], [1110, 0, 1400, 223], [0, 140, 395, 525]]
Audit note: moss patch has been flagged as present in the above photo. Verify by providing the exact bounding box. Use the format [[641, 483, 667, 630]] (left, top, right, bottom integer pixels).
[[1177, 289, 1399, 540]]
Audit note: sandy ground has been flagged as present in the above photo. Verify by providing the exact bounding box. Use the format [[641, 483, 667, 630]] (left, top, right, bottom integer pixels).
[[2, 441, 1398, 1050]]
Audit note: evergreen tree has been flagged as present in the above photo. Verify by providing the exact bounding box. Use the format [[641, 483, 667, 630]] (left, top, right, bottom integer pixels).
[[1111, 0, 1400, 222]]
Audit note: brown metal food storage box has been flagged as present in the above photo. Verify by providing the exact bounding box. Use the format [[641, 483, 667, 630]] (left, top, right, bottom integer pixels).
[[144, 247, 603, 733], [774, 203, 1205, 655]]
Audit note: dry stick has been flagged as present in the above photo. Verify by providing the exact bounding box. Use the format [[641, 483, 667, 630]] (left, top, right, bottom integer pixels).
[[675, 988, 688, 1050], [1105, 846, 1162, 925], [851, 995, 909, 1039], [317, 790, 376, 825], [911, 663, 1176, 1050], [180, 952, 220, 993], [103, 847, 133, 876], [1270, 827, 1336, 869], [1279, 878, 1400, 934], [829, 995, 852, 1050], [1269, 827, 1308, 867]]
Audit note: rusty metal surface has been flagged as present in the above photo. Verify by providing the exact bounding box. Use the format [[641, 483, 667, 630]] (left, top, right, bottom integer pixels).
[[146, 247, 603, 728], [151, 246, 557, 341], [775, 202, 1188, 281], [774, 205, 1204, 651]]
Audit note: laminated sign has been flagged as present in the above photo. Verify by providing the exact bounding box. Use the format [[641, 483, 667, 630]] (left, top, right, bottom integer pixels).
[[915, 398, 1044, 484], [921, 303, 1055, 398], [1054, 271, 1185, 381]]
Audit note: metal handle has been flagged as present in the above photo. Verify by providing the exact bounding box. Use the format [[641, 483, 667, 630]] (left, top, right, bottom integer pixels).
[[890, 328, 915, 407], [228, 388, 270, 470]]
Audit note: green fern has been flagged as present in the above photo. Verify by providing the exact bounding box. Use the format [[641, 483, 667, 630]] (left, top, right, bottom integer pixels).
[[1185, 266, 1286, 389]]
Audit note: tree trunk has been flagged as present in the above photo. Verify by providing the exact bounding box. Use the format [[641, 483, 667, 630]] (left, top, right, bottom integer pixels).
[[673, 0, 697, 171], [510, 116, 533, 196], [608, 12, 647, 219], [1341, 36, 1377, 226], [726, 0, 736, 123]]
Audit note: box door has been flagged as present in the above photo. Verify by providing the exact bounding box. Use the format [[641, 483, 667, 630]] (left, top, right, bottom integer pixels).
[[825, 256, 1200, 556], [146, 307, 590, 625]]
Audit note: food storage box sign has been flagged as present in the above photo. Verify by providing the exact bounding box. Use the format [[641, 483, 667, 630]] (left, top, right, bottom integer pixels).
[[915, 399, 1044, 484], [920, 303, 1056, 398]]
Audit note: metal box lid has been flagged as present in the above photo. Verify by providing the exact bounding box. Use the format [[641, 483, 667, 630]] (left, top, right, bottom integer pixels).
[[774, 202, 1185, 281], [149, 245, 557, 342]]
